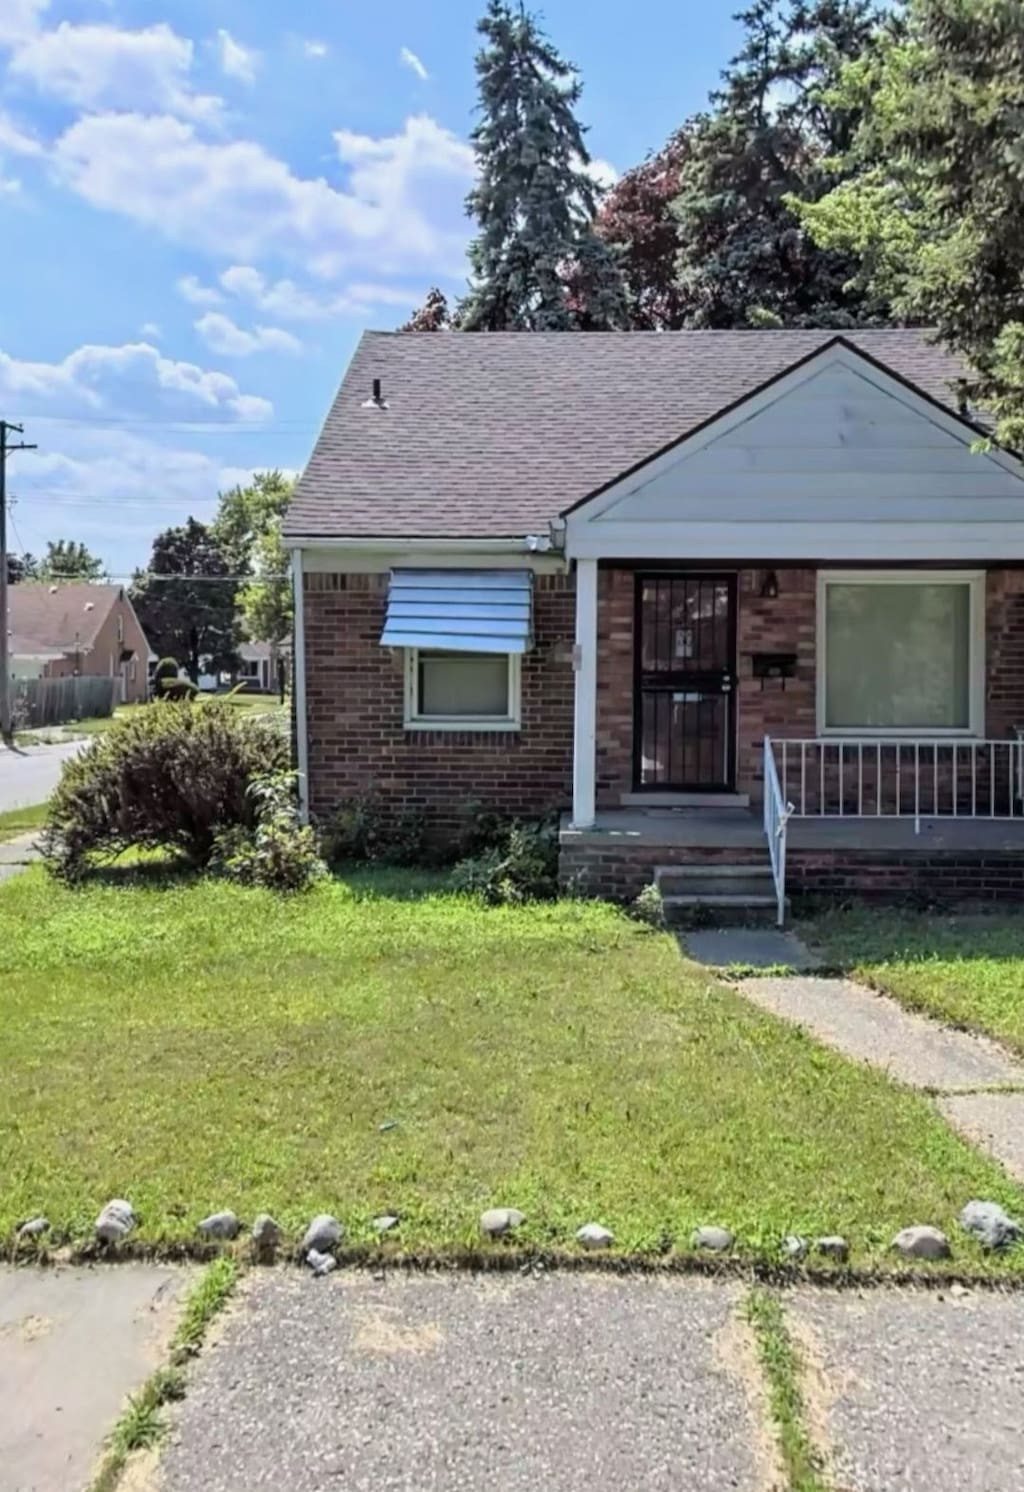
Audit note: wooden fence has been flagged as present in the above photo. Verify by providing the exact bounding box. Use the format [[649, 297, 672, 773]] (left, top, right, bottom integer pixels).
[[12, 675, 118, 729]]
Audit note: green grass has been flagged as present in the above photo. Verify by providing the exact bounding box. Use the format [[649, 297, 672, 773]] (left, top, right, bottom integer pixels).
[[88, 1257, 237, 1492], [17, 693, 288, 744], [803, 909, 1024, 1057], [745, 1289, 829, 1492], [1, 868, 1022, 1269], [0, 800, 46, 843]]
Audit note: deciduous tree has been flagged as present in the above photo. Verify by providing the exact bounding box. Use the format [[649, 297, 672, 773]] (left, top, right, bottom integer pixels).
[[131, 519, 239, 683]]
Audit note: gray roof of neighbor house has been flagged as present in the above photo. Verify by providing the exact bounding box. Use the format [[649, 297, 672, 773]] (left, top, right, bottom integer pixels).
[[284, 329, 971, 542], [8, 583, 125, 655]]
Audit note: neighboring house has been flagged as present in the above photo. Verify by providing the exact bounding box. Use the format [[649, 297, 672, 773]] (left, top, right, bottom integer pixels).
[[8, 583, 151, 704], [237, 640, 290, 693], [285, 331, 1024, 913]]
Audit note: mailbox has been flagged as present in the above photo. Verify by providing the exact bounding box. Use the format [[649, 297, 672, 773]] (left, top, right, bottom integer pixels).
[[751, 653, 797, 689]]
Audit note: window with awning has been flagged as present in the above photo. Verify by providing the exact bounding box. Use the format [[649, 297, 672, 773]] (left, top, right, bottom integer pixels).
[[381, 570, 534, 654]]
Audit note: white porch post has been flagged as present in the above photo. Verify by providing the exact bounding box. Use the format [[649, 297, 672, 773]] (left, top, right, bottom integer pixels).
[[571, 557, 598, 829], [290, 546, 310, 823]]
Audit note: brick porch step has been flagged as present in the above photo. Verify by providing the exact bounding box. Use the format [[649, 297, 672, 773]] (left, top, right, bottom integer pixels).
[[655, 863, 784, 926]]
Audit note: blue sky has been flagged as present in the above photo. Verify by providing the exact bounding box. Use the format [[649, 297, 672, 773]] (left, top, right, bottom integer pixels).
[[0, 0, 741, 574]]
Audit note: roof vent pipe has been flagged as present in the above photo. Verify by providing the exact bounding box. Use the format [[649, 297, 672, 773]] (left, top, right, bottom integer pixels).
[[362, 378, 388, 410]]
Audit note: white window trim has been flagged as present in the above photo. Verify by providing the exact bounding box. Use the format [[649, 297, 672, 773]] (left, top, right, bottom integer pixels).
[[404, 648, 522, 732], [816, 569, 985, 738]]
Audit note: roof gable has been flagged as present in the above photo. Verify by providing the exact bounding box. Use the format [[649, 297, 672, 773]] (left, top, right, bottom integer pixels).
[[8, 584, 120, 654], [564, 343, 1024, 563]]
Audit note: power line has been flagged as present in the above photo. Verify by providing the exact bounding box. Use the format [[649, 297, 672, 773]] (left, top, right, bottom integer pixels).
[[19, 414, 319, 433]]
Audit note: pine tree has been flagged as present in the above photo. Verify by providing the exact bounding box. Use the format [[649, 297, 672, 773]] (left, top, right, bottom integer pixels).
[[673, 0, 892, 329], [460, 0, 628, 331]]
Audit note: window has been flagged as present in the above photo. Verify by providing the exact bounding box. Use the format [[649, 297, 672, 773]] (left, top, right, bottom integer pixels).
[[405, 649, 520, 730], [818, 572, 983, 735]]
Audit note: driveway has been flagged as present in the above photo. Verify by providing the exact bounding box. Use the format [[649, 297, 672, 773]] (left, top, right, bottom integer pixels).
[[0, 742, 81, 812]]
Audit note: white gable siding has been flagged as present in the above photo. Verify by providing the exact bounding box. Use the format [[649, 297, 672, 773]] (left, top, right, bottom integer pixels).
[[565, 348, 1024, 561]]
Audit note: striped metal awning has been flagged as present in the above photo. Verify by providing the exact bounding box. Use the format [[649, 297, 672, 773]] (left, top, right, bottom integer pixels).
[[381, 570, 534, 653]]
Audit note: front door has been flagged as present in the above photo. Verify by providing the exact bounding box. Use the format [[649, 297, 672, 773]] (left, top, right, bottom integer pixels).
[[634, 572, 736, 791]]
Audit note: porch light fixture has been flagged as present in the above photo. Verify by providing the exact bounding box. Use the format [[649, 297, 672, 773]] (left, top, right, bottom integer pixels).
[[760, 569, 780, 600]]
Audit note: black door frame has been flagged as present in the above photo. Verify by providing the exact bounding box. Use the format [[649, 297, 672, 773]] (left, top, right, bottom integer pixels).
[[631, 571, 738, 792]]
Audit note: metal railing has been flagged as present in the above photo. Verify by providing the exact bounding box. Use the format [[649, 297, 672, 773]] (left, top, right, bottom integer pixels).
[[770, 737, 1024, 828], [763, 737, 794, 926]]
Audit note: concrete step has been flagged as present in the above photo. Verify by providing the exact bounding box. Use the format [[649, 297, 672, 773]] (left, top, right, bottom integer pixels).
[[655, 864, 774, 900], [662, 893, 786, 928]]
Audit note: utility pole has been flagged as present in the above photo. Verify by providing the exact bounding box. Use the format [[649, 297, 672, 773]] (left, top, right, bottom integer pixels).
[[0, 420, 37, 745]]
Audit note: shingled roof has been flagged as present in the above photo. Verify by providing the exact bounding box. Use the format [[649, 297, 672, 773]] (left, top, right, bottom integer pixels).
[[284, 329, 969, 542], [8, 583, 123, 655]]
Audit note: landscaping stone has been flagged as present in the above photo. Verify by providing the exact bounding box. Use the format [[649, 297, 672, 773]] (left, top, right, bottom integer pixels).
[[479, 1207, 526, 1237], [95, 1199, 135, 1244], [891, 1225, 951, 1261], [306, 1248, 337, 1277], [373, 1214, 401, 1234], [815, 1235, 849, 1262], [959, 1200, 1023, 1252], [576, 1223, 614, 1250], [691, 1226, 735, 1253], [251, 1214, 282, 1256], [198, 1211, 240, 1241], [16, 1216, 49, 1240], [301, 1215, 342, 1255], [782, 1235, 808, 1260]]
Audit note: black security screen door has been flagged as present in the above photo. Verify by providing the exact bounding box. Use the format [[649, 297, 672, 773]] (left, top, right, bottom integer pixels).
[[634, 573, 736, 791]]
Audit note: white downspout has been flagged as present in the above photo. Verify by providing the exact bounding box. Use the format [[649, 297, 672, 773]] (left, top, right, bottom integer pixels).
[[290, 547, 310, 823]]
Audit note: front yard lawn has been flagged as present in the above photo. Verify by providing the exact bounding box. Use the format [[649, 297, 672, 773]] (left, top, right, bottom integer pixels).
[[1, 869, 1021, 1269], [804, 910, 1024, 1058], [0, 800, 46, 843]]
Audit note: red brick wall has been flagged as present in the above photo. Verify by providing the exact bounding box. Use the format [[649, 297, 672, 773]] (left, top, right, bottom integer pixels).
[[986, 570, 1024, 738], [595, 568, 634, 805], [303, 570, 575, 835]]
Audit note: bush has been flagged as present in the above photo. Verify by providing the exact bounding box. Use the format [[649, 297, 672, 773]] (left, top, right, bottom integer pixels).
[[42, 699, 290, 881], [320, 793, 426, 867], [449, 818, 558, 904], [630, 883, 664, 927], [159, 678, 199, 701], [211, 773, 325, 891]]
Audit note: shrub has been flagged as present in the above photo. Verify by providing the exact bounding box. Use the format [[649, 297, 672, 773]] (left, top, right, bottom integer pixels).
[[449, 818, 558, 904], [320, 793, 426, 867], [159, 678, 199, 702], [152, 657, 181, 696], [211, 773, 325, 891], [630, 883, 664, 927], [42, 699, 289, 881]]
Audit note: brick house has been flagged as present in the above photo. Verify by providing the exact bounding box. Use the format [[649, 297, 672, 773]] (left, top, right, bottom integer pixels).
[[9, 583, 151, 704], [285, 331, 1024, 914]]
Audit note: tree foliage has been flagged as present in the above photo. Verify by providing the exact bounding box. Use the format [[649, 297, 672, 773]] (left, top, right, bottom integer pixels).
[[672, 0, 893, 329], [130, 518, 239, 683], [6, 552, 37, 584], [399, 287, 454, 331], [459, 0, 627, 331], [796, 0, 1024, 447], [214, 470, 293, 651], [36, 539, 106, 582]]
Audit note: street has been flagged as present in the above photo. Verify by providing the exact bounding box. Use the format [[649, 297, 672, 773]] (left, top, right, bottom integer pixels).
[[0, 742, 81, 813]]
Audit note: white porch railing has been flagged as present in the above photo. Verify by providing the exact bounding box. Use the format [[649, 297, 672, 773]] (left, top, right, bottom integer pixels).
[[769, 737, 1024, 827], [763, 737, 794, 926]]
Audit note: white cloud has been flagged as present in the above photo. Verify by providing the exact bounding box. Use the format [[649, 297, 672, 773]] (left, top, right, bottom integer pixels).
[[215, 265, 421, 321], [585, 156, 619, 190], [0, 0, 49, 48], [0, 175, 22, 195], [177, 273, 224, 307], [303, 39, 328, 58], [216, 28, 258, 84], [54, 112, 476, 277], [194, 312, 302, 358], [140, 321, 161, 339], [399, 46, 428, 81], [9, 22, 222, 122], [0, 110, 44, 156], [0, 341, 272, 422]]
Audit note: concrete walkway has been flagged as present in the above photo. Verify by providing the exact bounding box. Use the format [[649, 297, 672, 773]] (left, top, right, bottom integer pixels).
[[153, 1273, 1024, 1492], [0, 1264, 192, 1492], [0, 831, 42, 884], [740, 974, 1024, 1179]]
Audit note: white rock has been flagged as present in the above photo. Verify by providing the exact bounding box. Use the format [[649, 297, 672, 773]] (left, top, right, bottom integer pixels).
[[251, 1214, 282, 1253], [960, 1200, 1022, 1251], [302, 1214, 342, 1254], [373, 1214, 401, 1233], [815, 1235, 849, 1262], [782, 1235, 808, 1259], [479, 1207, 526, 1237], [95, 1199, 135, 1244], [891, 1224, 951, 1261], [17, 1216, 50, 1240], [306, 1248, 337, 1277], [691, 1226, 735, 1253], [576, 1222, 614, 1250]]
